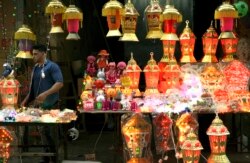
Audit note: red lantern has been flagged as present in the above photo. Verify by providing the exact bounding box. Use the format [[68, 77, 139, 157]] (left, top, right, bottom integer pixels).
[[219, 32, 238, 62], [206, 114, 230, 163], [125, 53, 141, 96], [143, 52, 160, 95], [63, 5, 83, 40], [45, 0, 66, 33], [0, 76, 20, 109], [180, 20, 196, 63], [0, 127, 13, 163], [102, 0, 123, 37], [202, 21, 219, 62], [14, 25, 36, 59], [181, 131, 203, 163], [145, 0, 163, 39]]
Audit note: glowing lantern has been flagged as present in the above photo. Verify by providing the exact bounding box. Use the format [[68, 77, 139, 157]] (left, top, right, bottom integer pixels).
[[143, 52, 160, 95], [122, 113, 152, 163], [180, 20, 196, 63], [0, 127, 13, 163], [161, 3, 182, 63], [215, 1, 239, 62], [0, 74, 20, 109], [202, 21, 219, 62], [119, 0, 139, 42], [231, 90, 250, 112], [125, 53, 141, 96], [102, 0, 123, 37], [206, 114, 230, 163], [14, 25, 36, 59], [181, 131, 203, 163], [145, 0, 163, 39], [45, 0, 66, 33], [63, 5, 83, 40]]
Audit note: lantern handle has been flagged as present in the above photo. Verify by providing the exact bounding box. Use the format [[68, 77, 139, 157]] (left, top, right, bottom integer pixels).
[[185, 20, 189, 28]]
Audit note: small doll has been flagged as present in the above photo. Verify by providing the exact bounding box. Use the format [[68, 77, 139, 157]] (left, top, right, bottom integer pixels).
[[96, 50, 109, 70], [86, 55, 97, 77], [116, 61, 127, 78], [106, 62, 117, 84], [94, 68, 106, 89]]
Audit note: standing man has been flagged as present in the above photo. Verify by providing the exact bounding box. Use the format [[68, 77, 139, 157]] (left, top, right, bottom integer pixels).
[[21, 44, 63, 163]]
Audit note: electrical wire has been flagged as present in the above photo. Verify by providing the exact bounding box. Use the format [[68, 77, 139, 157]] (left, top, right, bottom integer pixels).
[[170, 123, 179, 163], [92, 118, 107, 153]]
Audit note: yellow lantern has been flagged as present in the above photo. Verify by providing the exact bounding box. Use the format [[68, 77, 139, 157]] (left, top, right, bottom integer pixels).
[[119, 0, 139, 42], [145, 0, 163, 39], [14, 25, 36, 59], [180, 20, 196, 63], [143, 52, 160, 95], [125, 53, 141, 96], [181, 131, 203, 163], [102, 0, 123, 37], [45, 0, 66, 33], [206, 114, 230, 163]]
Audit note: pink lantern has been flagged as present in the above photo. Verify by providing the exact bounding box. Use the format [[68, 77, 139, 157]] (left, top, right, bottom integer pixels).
[[63, 5, 83, 40]]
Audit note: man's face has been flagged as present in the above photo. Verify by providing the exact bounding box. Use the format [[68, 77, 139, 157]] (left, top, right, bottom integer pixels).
[[32, 49, 44, 63]]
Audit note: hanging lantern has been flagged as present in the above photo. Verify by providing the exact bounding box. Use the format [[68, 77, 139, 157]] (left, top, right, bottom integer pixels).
[[160, 3, 182, 63], [181, 130, 203, 163], [206, 114, 230, 163], [45, 0, 66, 33], [214, 1, 239, 62], [14, 25, 36, 59], [122, 113, 152, 163], [143, 52, 160, 95], [125, 53, 141, 96], [63, 5, 83, 40], [0, 127, 13, 163], [202, 21, 219, 62], [219, 32, 238, 62], [102, 0, 123, 37], [119, 0, 139, 42], [145, 0, 163, 39], [0, 73, 20, 109], [180, 20, 196, 63]]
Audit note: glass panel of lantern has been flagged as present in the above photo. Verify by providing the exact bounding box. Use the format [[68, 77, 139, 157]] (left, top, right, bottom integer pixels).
[[102, 0, 123, 37]]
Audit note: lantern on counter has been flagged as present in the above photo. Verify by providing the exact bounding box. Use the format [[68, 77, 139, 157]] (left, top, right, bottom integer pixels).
[[122, 113, 152, 163], [125, 53, 141, 96], [102, 0, 123, 37], [0, 127, 13, 163], [214, 1, 239, 62], [63, 5, 83, 40], [160, 3, 182, 63], [181, 130, 203, 163], [45, 0, 66, 33], [14, 25, 36, 59], [0, 72, 20, 109], [145, 0, 163, 39], [180, 20, 196, 63], [206, 114, 230, 163], [202, 21, 219, 62], [143, 52, 160, 95], [119, 0, 139, 42]]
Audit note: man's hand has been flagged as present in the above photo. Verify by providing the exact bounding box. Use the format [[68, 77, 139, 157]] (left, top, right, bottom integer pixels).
[[35, 92, 48, 104]]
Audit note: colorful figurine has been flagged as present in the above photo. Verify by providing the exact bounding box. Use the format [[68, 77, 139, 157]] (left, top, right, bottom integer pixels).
[[116, 61, 127, 78], [106, 62, 117, 84], [96, 49, 109, 69], [86, 55, 97, 77]]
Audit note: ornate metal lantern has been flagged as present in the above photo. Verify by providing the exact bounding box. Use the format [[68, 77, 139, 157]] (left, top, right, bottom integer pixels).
[[119, 0, 139, 42], [206, 114, 230, 163], [125, 53, 141, 96], [181, 131, 203, 163], [180, 20, 196, 63], [122, 113, 152, 163], [63, 5, 83, 40], [215, 1, 239, 62], [0, 74, 20, 109], [143, 52, 160, 95], [0, 127, 13, 163], [145, 0, 163, 39], [102, 0, 123, 37], [161, 3, 182, 63], [45, 0, 66, 33], [14, 25, 36, 59], [202, 21, 219, 62]]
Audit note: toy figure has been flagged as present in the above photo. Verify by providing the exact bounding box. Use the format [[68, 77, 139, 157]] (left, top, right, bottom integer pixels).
[[96, 49, 109, 69], [94, 68, 106, 89], [116, 61, 127, 78], [106, 62, 117, 84], [86, 55, 97, 77]]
